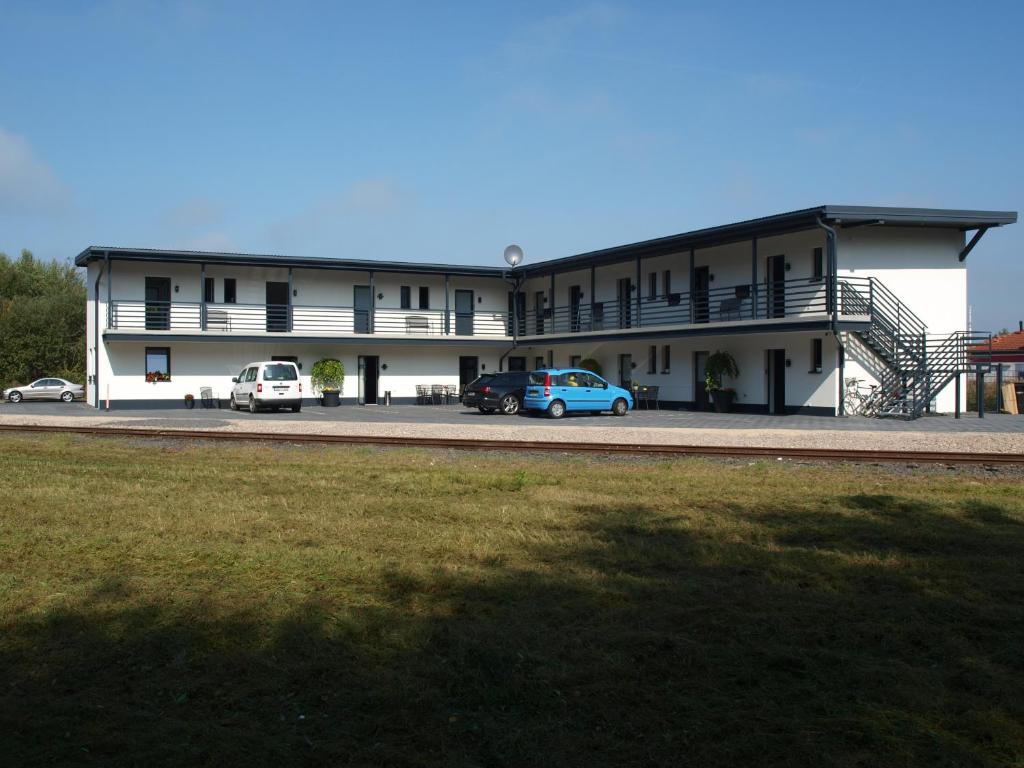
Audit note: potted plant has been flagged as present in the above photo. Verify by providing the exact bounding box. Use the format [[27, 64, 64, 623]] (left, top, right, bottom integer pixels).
[[578, 358, 603, 376], [311, 358, 345, 407], [184, 393, 195, 409], [704, 350, 739, 412]]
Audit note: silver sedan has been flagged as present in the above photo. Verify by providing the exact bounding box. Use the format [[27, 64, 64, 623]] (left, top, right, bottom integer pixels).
[[3, 378, 85, 403]]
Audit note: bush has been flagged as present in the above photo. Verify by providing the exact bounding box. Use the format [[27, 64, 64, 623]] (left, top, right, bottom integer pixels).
[[578, 358, 602, 376], [310, 358, 345, 393]]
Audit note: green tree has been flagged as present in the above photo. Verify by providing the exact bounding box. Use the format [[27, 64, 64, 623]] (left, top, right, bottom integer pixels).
[[0, 250, 86, 387]]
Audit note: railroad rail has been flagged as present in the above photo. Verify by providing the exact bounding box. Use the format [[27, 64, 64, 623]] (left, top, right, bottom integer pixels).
[[1, 423, 1022, 466]]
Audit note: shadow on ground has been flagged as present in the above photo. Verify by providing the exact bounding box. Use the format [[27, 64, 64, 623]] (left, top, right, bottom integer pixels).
[[2, 495, 1022, 767]]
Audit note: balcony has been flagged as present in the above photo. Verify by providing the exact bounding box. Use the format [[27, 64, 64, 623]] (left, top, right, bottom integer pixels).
[[107, 302, 511, 338], [515, 276, 869, 339]]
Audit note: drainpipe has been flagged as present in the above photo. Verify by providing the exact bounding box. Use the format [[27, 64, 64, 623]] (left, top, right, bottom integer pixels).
[[815, 218, 845, 415], [93, 254, 107, 409]]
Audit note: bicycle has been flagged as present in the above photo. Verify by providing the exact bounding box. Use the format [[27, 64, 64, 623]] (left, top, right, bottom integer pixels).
[[843, 377, 882, 416]]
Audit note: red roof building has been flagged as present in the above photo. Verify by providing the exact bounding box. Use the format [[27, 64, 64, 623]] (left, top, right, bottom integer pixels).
[[969, 327, 1024, 365]]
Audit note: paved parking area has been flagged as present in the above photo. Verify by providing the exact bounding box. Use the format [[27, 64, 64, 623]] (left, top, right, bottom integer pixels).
[[2, 400, 1022, 433]]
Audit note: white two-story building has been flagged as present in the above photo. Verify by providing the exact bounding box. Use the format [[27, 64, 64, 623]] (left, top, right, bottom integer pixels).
[[78, 205, 1016, 416]]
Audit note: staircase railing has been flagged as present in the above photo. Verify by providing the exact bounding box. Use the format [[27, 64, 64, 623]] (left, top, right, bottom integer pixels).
[[838, 276, 987, 419]]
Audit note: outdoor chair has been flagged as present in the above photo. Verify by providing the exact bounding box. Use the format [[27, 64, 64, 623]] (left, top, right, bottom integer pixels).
[[644, 385, 659, 410], [206, 309, 231, 331], [199, 386, 217, 408], [431, 384, 444, 405], [415, 384, 428, 405], [718, 298, 742, 321], [405, 315, 430, 334]]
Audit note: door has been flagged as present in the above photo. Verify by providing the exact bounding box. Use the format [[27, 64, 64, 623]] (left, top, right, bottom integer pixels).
[[580, 371, 612, 410], [459, 356, 479, 397], [534, 291, 546, 335], [767, 349, 786, 415], [354, 285, 372, 333], [358, 355, 379, 404], [618, 353, 632, 389], [693, 267, 710, 324], [694, 352, 710, 410], [766, 255, 786, 319], [507, 291, 526, 336], [455, 290, 474, 336], [617, 278, 632, 328], [266, 282, 290, 332], [569, 285, 582, 332], [144, 277, 171, 330]]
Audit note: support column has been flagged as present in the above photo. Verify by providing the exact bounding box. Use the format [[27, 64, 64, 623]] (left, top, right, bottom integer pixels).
[[444, 274, 450, 335], [105, 253, 112, 328], [955, 374, 961, 419], [550, 272, 555, 331], [589, 265, 596, 331], [976, 365, 984, 418], [751, 238, 758, 320], [688, 248, 695, 324], [200, 263, 207, 331], [287, 267, 293, 332], [996, 363, 1004, 412], [635, 255, 642, 327], [369, 271, 375, 334]]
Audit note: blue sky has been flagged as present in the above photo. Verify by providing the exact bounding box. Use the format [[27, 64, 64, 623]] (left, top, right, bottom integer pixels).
[[1, 1, 1021, 330]]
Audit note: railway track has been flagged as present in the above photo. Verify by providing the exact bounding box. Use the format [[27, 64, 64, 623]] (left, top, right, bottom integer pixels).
[[1, 422, 1022, 466]]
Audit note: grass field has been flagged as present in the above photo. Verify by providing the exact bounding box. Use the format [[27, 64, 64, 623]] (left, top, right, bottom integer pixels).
[[1, 433, 1022, 767]]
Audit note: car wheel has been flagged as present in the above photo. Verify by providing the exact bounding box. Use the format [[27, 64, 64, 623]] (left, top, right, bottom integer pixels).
[[248, 396, 258, 414], [478, 406, 495, 414], [612, 398, 629, 416], [60, 391, 74, 402], [229, 395, 239, 411], [547, 400, 566, 419], [500, 394, 521, 415], [9, 391, 22, 403], [292, 404, 302, 413]]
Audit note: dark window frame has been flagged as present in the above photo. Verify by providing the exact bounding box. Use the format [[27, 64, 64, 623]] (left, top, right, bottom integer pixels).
[[534, 356, 545, 370], [570, 355, 582, 368], [810, 338, 823, 373], [400, 286, 411, 309], [224, 278, 237, 304], [144, 347, 171, 382], [418, 286, 429, 310], [204, 277, 215, 303], [648, 345, 657, 374], [811, 247, 824, 282], [648, 271, 658, 301], [663, 270, 671, 297], [662, 345, 671, 374]]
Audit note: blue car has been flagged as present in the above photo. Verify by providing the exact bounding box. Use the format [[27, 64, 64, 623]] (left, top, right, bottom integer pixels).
[[523, 368, 633, 419]]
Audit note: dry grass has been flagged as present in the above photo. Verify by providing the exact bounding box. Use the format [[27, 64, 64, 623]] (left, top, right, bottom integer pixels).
[[1, 433, 1023, 767]]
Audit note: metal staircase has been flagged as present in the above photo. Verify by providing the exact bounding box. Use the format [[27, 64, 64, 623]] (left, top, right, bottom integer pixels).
[[838, 278, 990, 418]]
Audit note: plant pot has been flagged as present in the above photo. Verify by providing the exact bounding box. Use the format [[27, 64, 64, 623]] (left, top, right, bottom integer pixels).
[[184, 399, 195, 410], [321, 391, 341, 407], [712, 390, 735, 413]]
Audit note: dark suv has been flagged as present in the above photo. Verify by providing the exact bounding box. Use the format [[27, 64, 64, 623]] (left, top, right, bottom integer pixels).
[[465, 371, 531, 415]]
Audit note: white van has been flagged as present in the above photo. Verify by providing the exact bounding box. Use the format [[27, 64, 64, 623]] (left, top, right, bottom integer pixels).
[[229, 361, 302, 413]]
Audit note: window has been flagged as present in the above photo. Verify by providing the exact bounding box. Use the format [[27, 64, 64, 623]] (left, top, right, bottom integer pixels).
[[547, 350, 554, 368], [648, 345, 657, 374], [204, 277, 215, 303], [812, 247, 824, 282], [811, 338, 823, 373], [663, 270, 671, 297], [570, 355, 582, 368], [419, 287, 429, 310], [400, 286, 411, 309], [648, 272, 658, 301], [508, 356, 526, 372], [245, 367, 258, 382], [662, 345, 671, 373], [535, 356, 545, 370], [224, 278, 237, 303], [144, 347, 170, 382]]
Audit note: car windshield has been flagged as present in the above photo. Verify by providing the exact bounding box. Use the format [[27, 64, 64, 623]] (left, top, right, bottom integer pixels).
[[262, 364, 297, 381]]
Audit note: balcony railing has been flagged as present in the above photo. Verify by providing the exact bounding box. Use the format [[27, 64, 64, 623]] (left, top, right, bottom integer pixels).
[[108, 301, 512, 337], [107, 277, 875, 339]]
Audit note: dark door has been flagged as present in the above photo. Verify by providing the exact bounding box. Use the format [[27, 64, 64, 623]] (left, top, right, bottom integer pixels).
[[455, 290, 474, 335], [767, 349, 786, 415], [693, 267, 710, 324], [617, 278, 632, 328], [144, 277, 171, 330], [534, 291, 546, 335], [618, 353, 632, 389], [358, 355, 379, 404], [266, 281, 289, 332], [507, 356, 526, 372], [767, 255, 786, 319], [569, 285, 582, 332], [507, 291, 526, 336], [354, 285, 372, 334], [694, 351, 710, 410], [459, 356, 478, 396]]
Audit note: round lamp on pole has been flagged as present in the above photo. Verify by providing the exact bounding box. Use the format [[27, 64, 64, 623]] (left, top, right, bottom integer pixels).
[[503, 244, 524, 268]]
